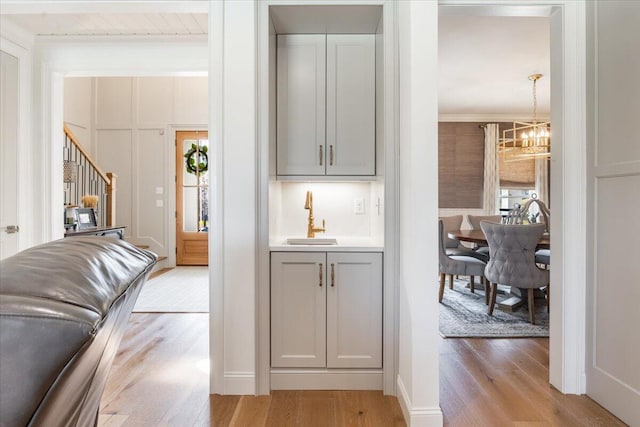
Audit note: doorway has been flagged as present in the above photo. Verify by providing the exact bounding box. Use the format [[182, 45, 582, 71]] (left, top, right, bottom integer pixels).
[[176, 130, 210, 266]]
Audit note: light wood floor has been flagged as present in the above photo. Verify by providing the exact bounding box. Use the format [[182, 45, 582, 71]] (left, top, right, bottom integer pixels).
[[99, 313, 625, 426]]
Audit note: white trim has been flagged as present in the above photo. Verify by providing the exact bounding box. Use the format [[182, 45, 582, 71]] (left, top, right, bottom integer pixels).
[[382, 0, 399, 396], [397, 376, 444, 427], [271, 369, 383, 390], [438, 113, 550, 122], [209, 0, 225, 395], [223, 372, 256, 395], [256, 0, 271, 396], [0, 16, 36, 48]]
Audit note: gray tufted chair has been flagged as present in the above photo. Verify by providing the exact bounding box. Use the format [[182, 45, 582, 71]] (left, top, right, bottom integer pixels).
[[439, 215, 488, 262], [467, 214, 503, 256], [480, 221, 550, 324], [438, 220, 488, 303]]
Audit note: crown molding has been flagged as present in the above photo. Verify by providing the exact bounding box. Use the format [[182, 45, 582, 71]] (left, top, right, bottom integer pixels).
[[0, 16, 36, 48], [438, 113, 551, 122]]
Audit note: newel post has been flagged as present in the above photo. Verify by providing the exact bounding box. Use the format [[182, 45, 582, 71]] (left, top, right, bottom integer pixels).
[[106, 173, 117, 227]]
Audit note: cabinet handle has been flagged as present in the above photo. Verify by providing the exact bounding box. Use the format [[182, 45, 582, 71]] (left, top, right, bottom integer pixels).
[[329, 145, 333, 165], [319, 145, 323, 166], [330, 263, 335, 287], [319, 263, 323, 287]]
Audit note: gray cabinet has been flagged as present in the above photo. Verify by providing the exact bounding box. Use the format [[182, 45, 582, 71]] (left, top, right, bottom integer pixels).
[[276, 34, 375, 177], [271, 251, 382, 369]]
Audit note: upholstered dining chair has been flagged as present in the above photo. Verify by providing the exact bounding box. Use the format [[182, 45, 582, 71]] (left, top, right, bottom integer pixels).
[[480, 221, 550, 324], [439, 215, 488, 262], [438, 220, 488, 303], [467, 214, 503, 256]]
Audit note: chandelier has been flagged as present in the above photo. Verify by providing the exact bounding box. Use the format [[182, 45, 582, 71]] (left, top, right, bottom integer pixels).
[[499, 74, 550, 162]]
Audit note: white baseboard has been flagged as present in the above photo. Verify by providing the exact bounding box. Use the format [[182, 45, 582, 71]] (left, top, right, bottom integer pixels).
[[397, 376, 443, 427], [224, 372, 255, 395], [271, 369, 383, 390]]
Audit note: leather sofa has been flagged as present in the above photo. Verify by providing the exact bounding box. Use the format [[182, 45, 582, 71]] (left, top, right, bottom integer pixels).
[[0, 237, 157, 427]]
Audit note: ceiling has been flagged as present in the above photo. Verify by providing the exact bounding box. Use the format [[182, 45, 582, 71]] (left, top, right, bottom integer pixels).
[[439, 15, 550, 117], [3, 13, 207, 36], [2, 9, 550, 117]]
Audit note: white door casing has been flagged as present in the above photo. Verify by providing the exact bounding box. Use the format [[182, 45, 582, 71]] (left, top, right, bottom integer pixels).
[[0, 50, 20, 259], [585, 1, 640, 425]]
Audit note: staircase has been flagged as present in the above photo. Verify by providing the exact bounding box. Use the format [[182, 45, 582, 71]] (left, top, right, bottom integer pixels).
[[63, 124, 116, 227]]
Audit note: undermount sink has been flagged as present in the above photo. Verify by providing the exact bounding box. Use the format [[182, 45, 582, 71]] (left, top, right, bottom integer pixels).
[[286, 238, 338, 245]]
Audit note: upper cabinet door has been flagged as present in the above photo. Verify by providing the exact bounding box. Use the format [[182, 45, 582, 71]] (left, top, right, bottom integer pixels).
[[326, 35, 376, 176], [277, 35, 326, 176]]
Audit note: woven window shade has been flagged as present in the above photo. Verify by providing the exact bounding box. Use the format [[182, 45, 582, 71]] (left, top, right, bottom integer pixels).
[[499, 155, 535, 188]]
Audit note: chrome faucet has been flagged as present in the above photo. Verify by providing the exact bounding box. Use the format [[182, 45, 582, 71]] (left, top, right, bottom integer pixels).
[[304, 191, 326, 238]]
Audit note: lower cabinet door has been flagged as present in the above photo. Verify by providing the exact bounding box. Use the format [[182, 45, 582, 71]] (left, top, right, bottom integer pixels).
[[271, 252, 326, 368], [326, 252, 382, 368]]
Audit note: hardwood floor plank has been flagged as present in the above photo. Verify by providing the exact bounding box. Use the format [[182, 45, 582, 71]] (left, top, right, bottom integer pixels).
[[298, 391, 337, 427], [229, 395, 272, 426], [192, 395, 241, 427], [265, 391, 302, 427]]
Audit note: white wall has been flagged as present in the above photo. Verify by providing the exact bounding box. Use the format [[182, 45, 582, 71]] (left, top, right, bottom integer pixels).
[[81, 76, 208, 260], [397, 1, 442, 426], [63, 77, 93, 155], [271, 182, 382, 240]]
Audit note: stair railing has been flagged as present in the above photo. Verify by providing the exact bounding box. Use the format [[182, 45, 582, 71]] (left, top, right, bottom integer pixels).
[[63, 124, 117, 227]]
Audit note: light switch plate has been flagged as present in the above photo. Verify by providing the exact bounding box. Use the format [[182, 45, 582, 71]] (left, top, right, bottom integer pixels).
[[354, 198, 365, 215], [155, 199, 164, 207], [155, 187, 163, 195]]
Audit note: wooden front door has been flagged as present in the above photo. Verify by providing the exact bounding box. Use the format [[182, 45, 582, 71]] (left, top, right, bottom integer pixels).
[[176, 131, 209, 265]]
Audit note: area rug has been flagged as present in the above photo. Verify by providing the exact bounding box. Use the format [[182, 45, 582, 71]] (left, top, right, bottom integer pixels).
[[133, 266, 209, 313], [439, 278, 549, 338]]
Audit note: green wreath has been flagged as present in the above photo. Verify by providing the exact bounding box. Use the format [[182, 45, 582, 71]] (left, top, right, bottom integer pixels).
[[184, 143, 208, 175]]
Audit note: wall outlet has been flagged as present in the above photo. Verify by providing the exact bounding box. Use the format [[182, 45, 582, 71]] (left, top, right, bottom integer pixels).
[[155, 199, 164, 207], [155, 187, 164, 195], [354, 198, 365, 215]]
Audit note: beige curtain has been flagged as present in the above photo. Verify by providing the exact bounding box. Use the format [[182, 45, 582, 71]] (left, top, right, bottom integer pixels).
[[483, 123, 500, 214], [535, 158, 550, 207]]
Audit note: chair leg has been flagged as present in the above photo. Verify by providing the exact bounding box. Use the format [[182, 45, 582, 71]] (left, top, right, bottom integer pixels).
[[528, 288, 536, 325], [546, 285, 550, 313], [449, 274, 454, 290], [439, 273, 446, 303], [470, 275, 475, 293], [488, 282, 498, 315], [484, 277, 489, 305]]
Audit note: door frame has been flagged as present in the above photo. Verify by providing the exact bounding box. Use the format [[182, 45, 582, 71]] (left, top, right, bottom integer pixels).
[[439, 0, 588, 394], [0, 32, 33, 252]]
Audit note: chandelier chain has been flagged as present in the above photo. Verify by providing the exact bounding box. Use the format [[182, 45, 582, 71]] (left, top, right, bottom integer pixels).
[[532, 77, 538, 124]]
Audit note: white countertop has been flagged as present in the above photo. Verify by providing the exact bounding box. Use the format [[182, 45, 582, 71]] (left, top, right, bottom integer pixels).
[[269, 236, 384, 252]]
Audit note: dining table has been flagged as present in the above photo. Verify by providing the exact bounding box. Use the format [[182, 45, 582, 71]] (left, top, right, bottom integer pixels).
[[448, 228, 550, 250], [447, 228, 551, 312]]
